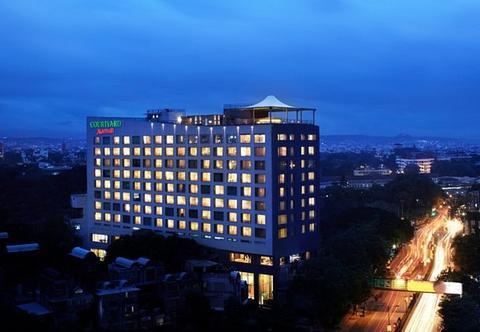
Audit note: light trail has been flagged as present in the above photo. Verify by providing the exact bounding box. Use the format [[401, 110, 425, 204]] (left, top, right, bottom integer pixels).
[[404, 218, 463, 332]]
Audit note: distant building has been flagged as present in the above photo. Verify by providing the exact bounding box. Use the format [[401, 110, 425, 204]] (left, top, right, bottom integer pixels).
[[394, 147, 435, 174], [320, 175, 393, 190], [353, 165, 392, 177], [0, 142, 4, 159], [84, 95, 321, 304]]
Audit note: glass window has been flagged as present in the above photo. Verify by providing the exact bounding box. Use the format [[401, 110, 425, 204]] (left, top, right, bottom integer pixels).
[[254, 134, 266, 143], [239, 272, 254, 300], [229, 252, 251, 263], [259, 274, 274, 305], [240, 134, 251, 143]]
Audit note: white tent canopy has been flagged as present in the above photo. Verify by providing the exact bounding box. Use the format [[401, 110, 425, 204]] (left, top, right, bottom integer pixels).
[[245, 95, 294, 109]]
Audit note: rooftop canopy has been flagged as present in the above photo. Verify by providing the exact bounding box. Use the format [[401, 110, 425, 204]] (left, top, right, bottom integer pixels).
[[245, 95, 295, 109], [223, 95, 316, 125]]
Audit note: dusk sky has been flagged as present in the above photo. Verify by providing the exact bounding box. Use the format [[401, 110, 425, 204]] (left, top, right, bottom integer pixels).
[[1, 0, 479, 138]]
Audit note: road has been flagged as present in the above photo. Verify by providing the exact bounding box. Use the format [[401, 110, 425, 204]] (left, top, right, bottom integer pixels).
[[340, 208, 452, 332], [404, 218, 463, 332]]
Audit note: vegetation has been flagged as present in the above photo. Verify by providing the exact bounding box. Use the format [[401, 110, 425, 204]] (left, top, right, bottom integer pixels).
[[439, 235, 480, 331], [106, 230, 209, 272], [320, 152, 393, 176], [0, 165, 85, 265]]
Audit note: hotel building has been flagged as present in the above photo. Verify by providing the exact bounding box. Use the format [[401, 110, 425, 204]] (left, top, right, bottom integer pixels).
[[84, 96, 320, 304]]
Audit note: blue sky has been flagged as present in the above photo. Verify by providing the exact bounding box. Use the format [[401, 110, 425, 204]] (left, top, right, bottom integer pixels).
[[0, 0, 479, 138]]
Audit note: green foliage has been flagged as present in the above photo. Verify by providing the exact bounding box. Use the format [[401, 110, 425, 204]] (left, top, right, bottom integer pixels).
[[439, 236, 480, 331], [106, 230, 207, 272], [452, 234, 480, 274], [432, 160, 479, 177], [290, 255, 358, 328], [289, 207, 413, 327], [0, 165, 84, 266], [383, 173, 444, 219], [320, 152, 383, 176], [439, 296, 480, 332]]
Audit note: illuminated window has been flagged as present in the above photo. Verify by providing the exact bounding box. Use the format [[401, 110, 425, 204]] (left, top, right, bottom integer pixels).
[[254, 147, 265, 156], [254, 134, 266, 143], [165, 147, 174, 156], [201, 147, 211, 156], [113, 136, 120, 144], [255, 174, 266, 184], [215, 224, 224, 234], [228, 225, 237, 235], [214, 185, 224, 195], [277, 134, 287, 141], [190, 222, 199, 231], [202, 172, 211, 182], [241, 200, 251, 210], [278, 214, 288, 224], [239, 272, 254, 299], [278, 228, 287, 239], [178, 220, 186, 230], [203, 223, 211, 232], [229, 252, 251, 263], [143, 136, 151, 144], [227, 160, 237, 170], [215, 147, 223, 156], [241, 174, 251, 183], [201, 210, 211, 220], [227, 173, 237, 183], [228, 212, 238, 222], [240, 134, 251, 143], [227, 147, 237, 156], [260, 256, 273, 266], [178, 196, 186, 205], [94, 212, 102, 221], [190, 197, 199, 206], [166, 195, 175, 204], [122, 147, 131, 156], [308, 146, 315, 155], [259, 274, 274, 304], [256, 214, 266, 225], [215, 198, 224, 208], [242, 187, 252, 197], [189, 147, 198, 156], [201, 197, 211, 207], [154, 135, 162, 144], [92, 233, 108, 243], [242, 227, 252, 237], [242, 213, 251, 223], [278, 147, 287, 156], [240, 147, 251, 157], [166, 135, 174, 144], [228, 200, 238, 209]]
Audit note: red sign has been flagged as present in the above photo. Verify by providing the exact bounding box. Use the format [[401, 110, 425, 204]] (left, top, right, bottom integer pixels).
[[96, 128, 115, 135]]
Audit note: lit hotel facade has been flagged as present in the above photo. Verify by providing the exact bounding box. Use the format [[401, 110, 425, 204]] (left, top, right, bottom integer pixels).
[[85, 96, 320, 304]]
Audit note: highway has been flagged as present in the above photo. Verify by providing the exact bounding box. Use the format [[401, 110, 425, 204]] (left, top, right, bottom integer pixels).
[[340, 207, 455, 332], [404, 218, 463, 332]]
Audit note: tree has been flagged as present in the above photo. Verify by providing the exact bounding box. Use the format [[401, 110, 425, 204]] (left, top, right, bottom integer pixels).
[[439, 295, 480, 332], [106, 230, 208, 272]]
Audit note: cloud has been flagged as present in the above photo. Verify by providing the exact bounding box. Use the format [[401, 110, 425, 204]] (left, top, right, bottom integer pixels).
[[0, 0, 479, 138]]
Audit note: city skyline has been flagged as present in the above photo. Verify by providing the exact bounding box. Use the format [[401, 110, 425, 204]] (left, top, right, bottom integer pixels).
[[1, 1, 480, 138]]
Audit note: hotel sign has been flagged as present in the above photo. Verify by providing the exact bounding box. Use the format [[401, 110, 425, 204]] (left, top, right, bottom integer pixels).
[[89, 120, 122, 135]]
